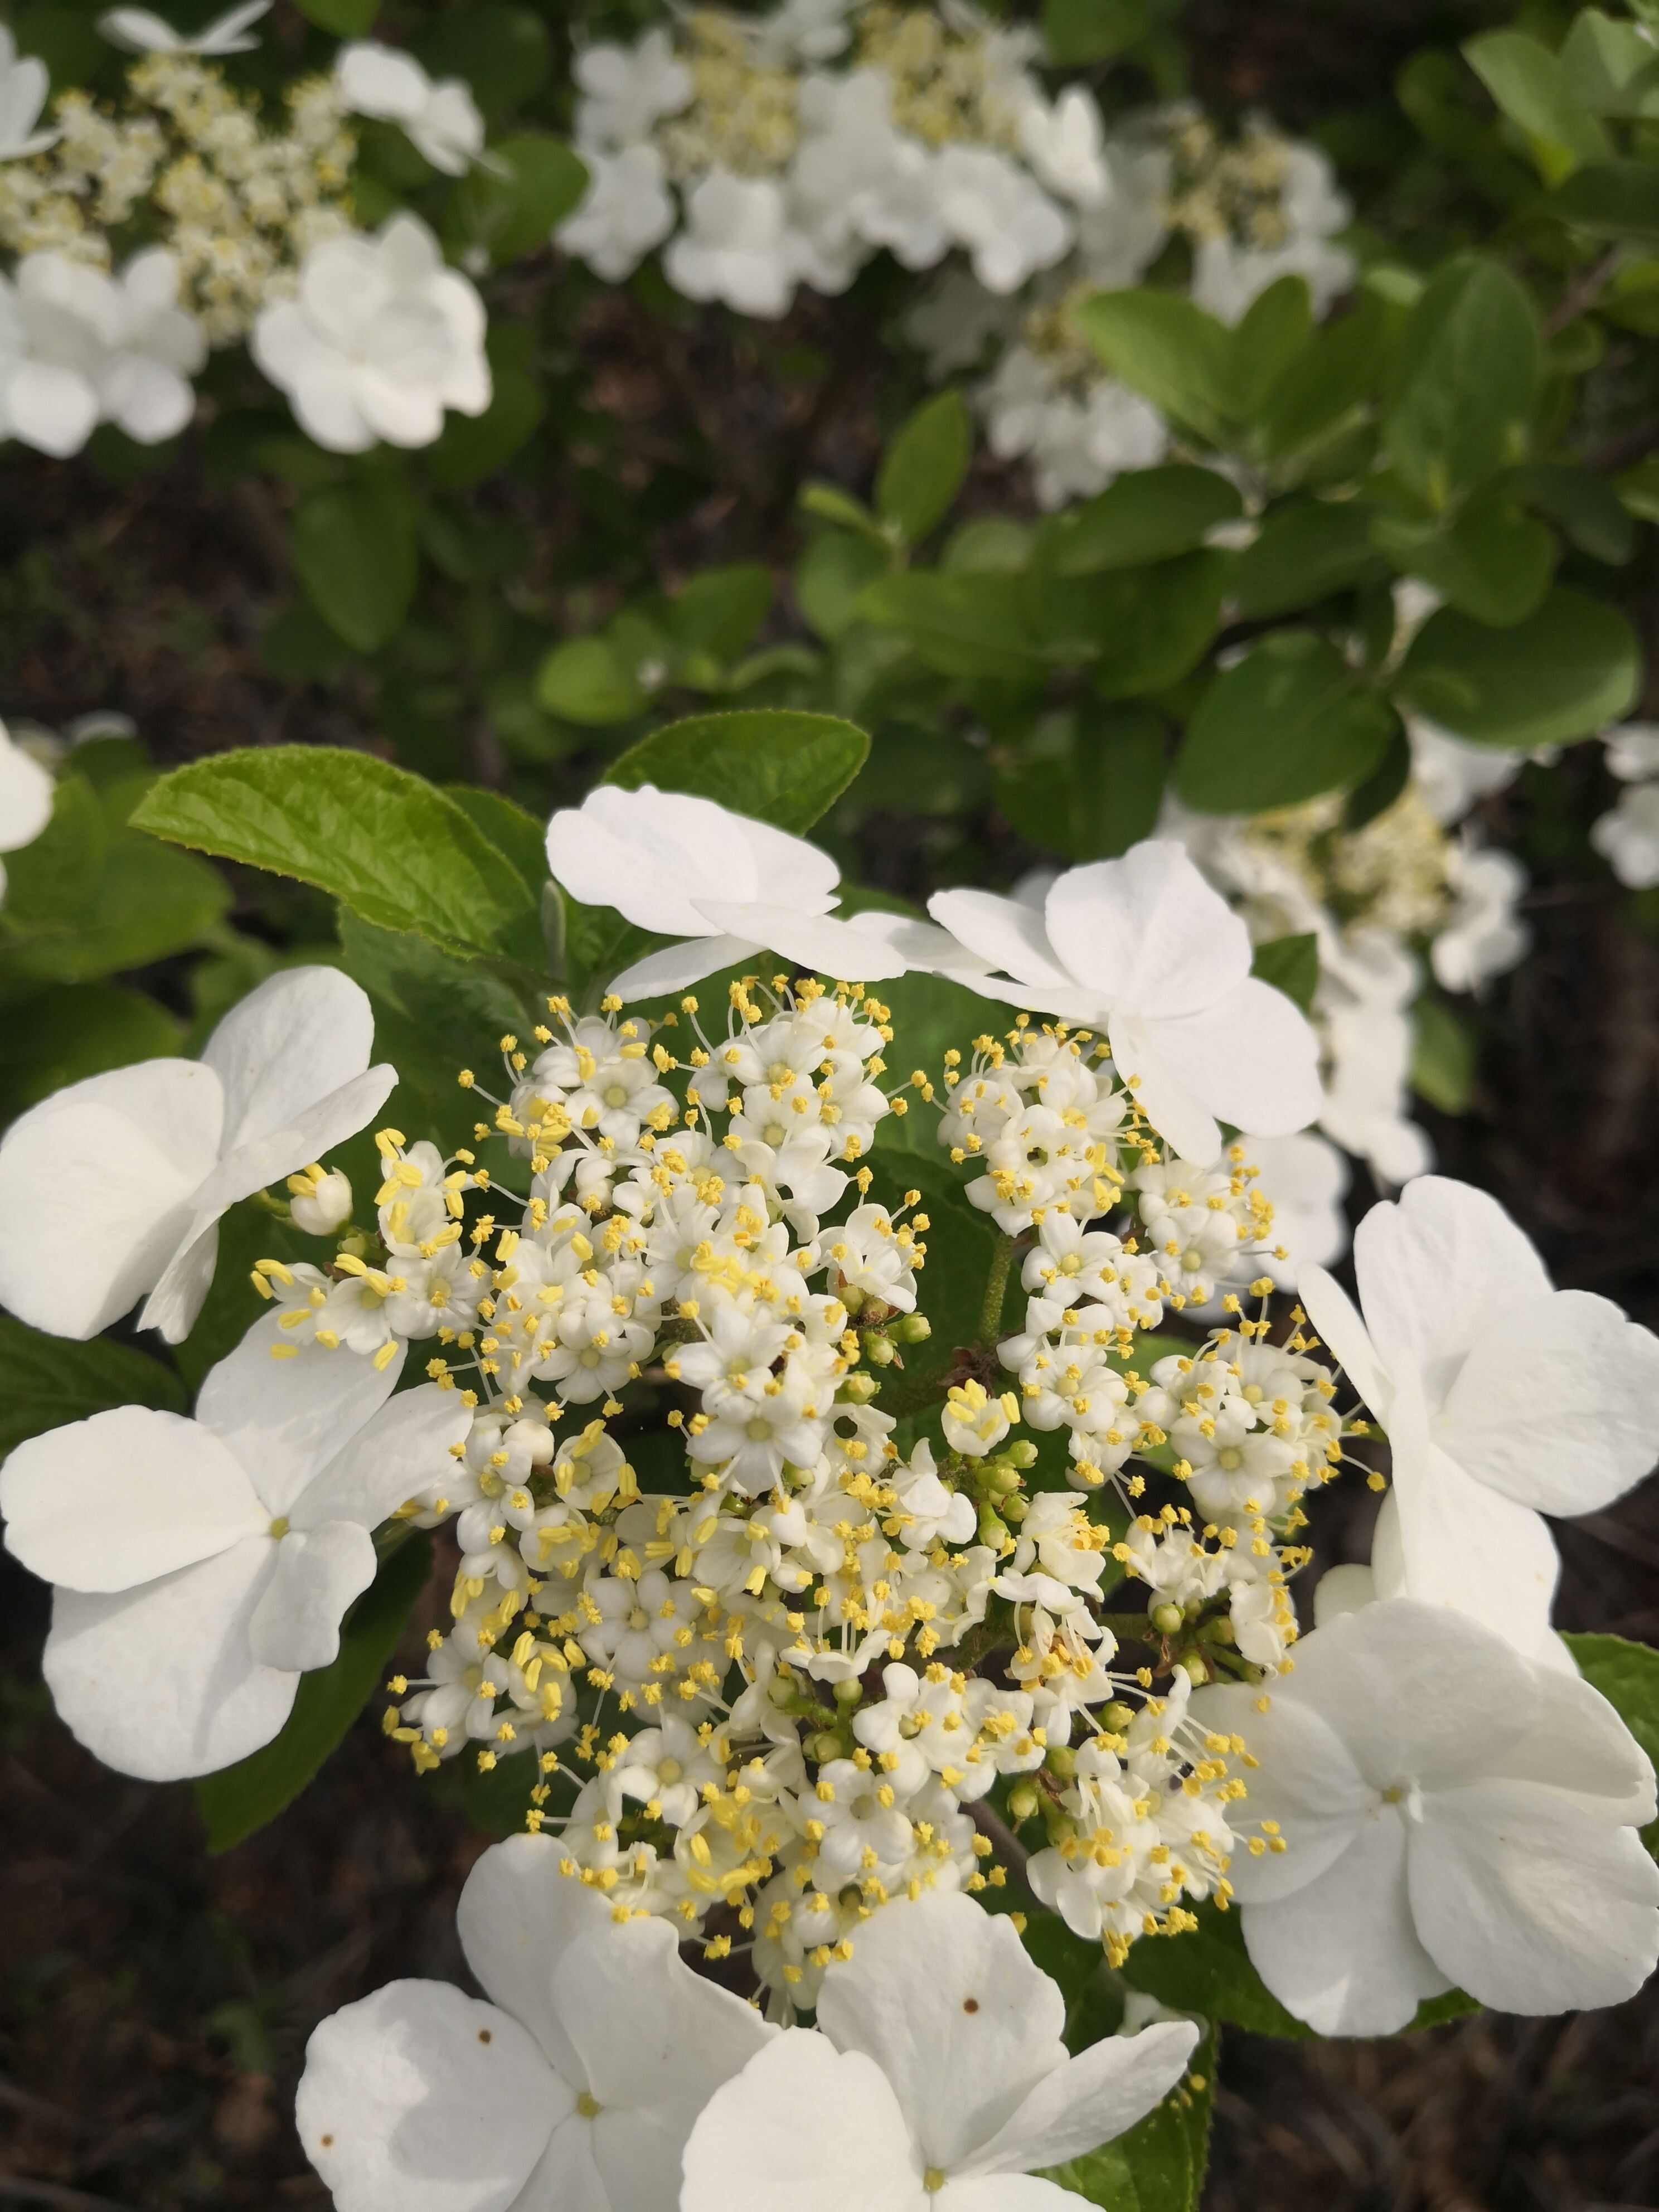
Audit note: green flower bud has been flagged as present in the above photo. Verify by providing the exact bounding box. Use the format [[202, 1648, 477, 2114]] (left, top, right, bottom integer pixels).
[[1151, 1602, 1184, 1636], [896, 1313, 932, 1343]]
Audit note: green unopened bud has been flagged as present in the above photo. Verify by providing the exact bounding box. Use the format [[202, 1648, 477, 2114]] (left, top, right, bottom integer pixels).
[[1176, 1653, 1210, 1686], [1001, 1495, 1028, 1525], [1199, 1616, 1236, 1646], [1004, 1439, 1039, 1468], [988, 1466, 1023, 1498], [840, 1287, 866, 1318], [1007, 1780, 1041, 1822], [1102, 1700, 1134, 1734], [809, 1730, 846, 1763], [896, 1313, 932, 1343], [1045, 1745, 1076, 1782], [338, 1230, 371, 1260], [861, 1330, 898, 1366], [839, 1372, 880, 1404], [833, 1678, 864, 1706], [1151, 1602, 1184, 1636]]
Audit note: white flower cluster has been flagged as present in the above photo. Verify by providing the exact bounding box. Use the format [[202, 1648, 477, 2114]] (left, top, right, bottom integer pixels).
[[1592, 719, 1659, 889], [556, 2, 1123, 316]]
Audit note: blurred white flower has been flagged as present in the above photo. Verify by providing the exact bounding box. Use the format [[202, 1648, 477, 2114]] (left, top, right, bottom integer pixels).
[[1432, 844, 1529, 993], [0, 249, 204, 457], [664, 170, 809, 318], [1019, 85, 1110, 208], [98, 0, 269, 55], [557, 143, 676, 281], [1407, 719, 1527, 826], [0, 717, 55, 907], [1592, 782, 1659, 889], [0, 26, 57, 159], [1603, 720, 1659, 782], [572, 27, 692, 154], [251, 214, 490, 453], [933, 144, 1073, 293], [1241, 1129, 1349, 1287], [334, 41, 486, 176]]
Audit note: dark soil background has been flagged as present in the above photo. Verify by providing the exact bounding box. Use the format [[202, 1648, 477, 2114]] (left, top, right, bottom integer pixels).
[[3, 2, 1658, 2206]]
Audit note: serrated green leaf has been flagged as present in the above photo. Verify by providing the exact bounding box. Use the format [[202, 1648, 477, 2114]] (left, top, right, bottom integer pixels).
[[669, 564, 774, 661], [1231, 275, 1314, 417], [1377, 498, 1558, 626], [1560, 10, 1659, 118], [196, 1534, 433, 1852], [537, 636, 648, 726], [795, 529, 893, 640], [445, 787, 549, 900], [1177, 634, 1396, 813], [606, 709, 870, 832], [1251, 932, 1320, 1015], [876, 389, 974, 545], [1395, 586, 1639, 748], [0, 1312, 187, 1461], [997, 707, 1167, 862], [132, 746, 537, 959]]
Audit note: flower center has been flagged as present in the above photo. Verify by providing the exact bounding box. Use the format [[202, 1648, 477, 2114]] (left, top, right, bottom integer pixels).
[[576, 2090, 601, 2119], [604, 1084, 629, 1107], [657, 1758, 682, 1784], [1217, 1448, 1244, 1472], [268, 1516, 290, 1539], [924, 2169, 947, 2194]]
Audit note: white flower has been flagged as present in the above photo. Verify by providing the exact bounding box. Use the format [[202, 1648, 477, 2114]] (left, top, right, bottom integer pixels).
[[1313, 930, 1432, 1186], [1240, 1131, 1348, 1287], [1604, 720, 1659, 782], [334, 42, 486, 176], [1195, 1599, 1659, 2034], [1300, 1176, 1659, 1666], [557, 143, 676, 281], [572, 28, 692, 154], [921, 840, 1322, 1165], [98, 0, 269, 54], [287, 1164, 353, 1236], [933, 143, 1073, 293], [1407, 719, 1526, 826], [0, 716, 55, 905], [251, 214, 490, 454], [752, 0, 855, 66], [0, 250, 205, 457], [664, 170, 809, 319], [1432, 844, 1529, 993], [682, 1892, 1199, 2211], [0, 26, 56, 158], [1592, 782, 1659, 889], [1019, 86, 1110, 207], [0, 965, 394, 1342], [297, 1831, 774, 2212], [0, 1315, 467, 1778], [544, 783, 908, 995], [941, 1379, 1016, 1458]]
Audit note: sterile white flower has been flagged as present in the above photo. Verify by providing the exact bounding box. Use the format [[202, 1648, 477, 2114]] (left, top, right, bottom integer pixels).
[[296, 1831, 774, 2212], [1239, 1131, 1348, 1287], [334, 42, 486, 176], [920, 840, 1322, 1164], [0, 1314, 467, 1779], [557, 143, 677, 281], [664, 169, 809, 318], [682, 1891, 1199, 2211], [0, 249, 205, 457], [544, 783, 908, 995], [753, 0, 856, 66], [1603, 720, 1659, 782], [932, 143, 1073, 293], [1195, 1599, 1659, 2034], [1592, 782, 1659, 889], [1408, 719, 1527, 826], [251, 214, 490, 454], [0, 26, 57, 159], [1432, 844, 1529, 992], [1299, 1176, 1659, 1667], [0, 964, 394, 1342], [571, 28, 693, 154], [0, 716, 55, 905], [98, 0, 270, 55]]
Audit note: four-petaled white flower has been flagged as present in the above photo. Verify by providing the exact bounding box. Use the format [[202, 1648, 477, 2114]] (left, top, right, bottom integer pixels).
[[545, 782, 908, 996], [1195, 1599, 1659, 2035], [1299, 1176, 1659, 1667], [251, 214, 491, 454], [98, 0, 270, 55], [1, 1314, 468, 1778], [0, 964, 394, 1342], [682, 1890, 1199, 2211], [664, 170, 809, 319], [556, 143, 676, 282], [333, 41, 486, 177], [884, 839, 1322, 1165], [296, 1830, 774, 2211], [0, 249, 205, 457], [1592, 782, 1659, 890], [0, 26, 57, 159], [0, 717, 55, 905]]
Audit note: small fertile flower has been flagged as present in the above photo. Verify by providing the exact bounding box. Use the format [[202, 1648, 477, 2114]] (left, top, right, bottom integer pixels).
[[923, 840, 1322, 1164], [1299, 1176, 1659, 1665], [1195, 1600, 1659, 2034], [251, 214, 490, 453], [0, 717, 54, 904], [334, 42, 486, 176], [1, 1315, 467, 1778], [681, 1891, 1198, 2211], [544, 783, 907, 995], [296, 1831, 774, 2212], [0, 26, 56, 159], [0, 965, 394, 1342], [98, 0, 269, 54], [0, 250, 205, 457]]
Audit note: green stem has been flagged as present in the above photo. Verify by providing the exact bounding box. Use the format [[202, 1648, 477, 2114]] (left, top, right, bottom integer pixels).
[[977, 1237, 1015, 1347]]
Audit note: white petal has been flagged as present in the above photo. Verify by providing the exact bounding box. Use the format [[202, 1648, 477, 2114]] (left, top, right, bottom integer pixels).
[[0, 1059, 223, 1339], [195, 1309, 403, 1517], [7, 360, 99, 455], [134, 1219, 220, 1345], [246, 1520, 376, 1671], [1312, 1562, 1375, 1625], [927, 889, 1080, 998], [1410, 1781, 1659, 2016], [735, 815, 842, 908], [960, 2019, 1198, 2178], [1355, 1176, 1549, 1408], [1296, 1264, 1391, 1418], [1490, 1660, 1657, 1825], [680, 2029, 926, 2212], [336, 41, 429, 123], [1436, 1290, 1659, 1515], [608, 934, 760, 1000], [1242, 1811, 1451, 2035], [104, 355, 194, 443], [938, 2181, 1090, 2211], [850, 912, 1002, 984], [1187, 1680, 1370, 1905], [455, 1832, 609, 2078], [816, 1892, 1063, 2175], [506, 2120, 607, 2212], [294, 1382, 472, 1531], [1146, 977, 1322, 1139], [43, 1537, 296, 1781], [2, 1406, 263, 1592], [289, 364, 377, 453], [202, 966, 377, 1154], [547, 803, 715, 940], [98, 6, 181, 46], [249, 298, 332, 391], [295, 1980, 560, 2212], [693, 900, 910, 981], [1106, 1012, 1220, 1166], [1043, 843, 1251, 1016], [0, 724, 55, 852]]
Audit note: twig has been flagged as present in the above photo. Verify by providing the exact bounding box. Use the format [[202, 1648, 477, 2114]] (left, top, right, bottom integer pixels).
[[969, 1799, 1034, 1897], [1544, 247, 1621, 337]]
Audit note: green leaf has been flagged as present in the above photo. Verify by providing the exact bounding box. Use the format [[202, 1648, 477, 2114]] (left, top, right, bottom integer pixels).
[[0, 982, 184, 1120], [1560, 10, 1659, 118], [876, 389, 974, 545], [1123, 1901, 1312, 2037], [449, 132, 587, 263], [1089, 555, 1229, 700], [1343, 723, 1413, 831], [196, 1534, 433, 1852], [794, 530, 893, 640], [1410, 993, 1476, 1113], [1563, 1632, 1659, 1852], [1232, 500, 1385, 620], [668, 564, 774, 661], [444, 787, 549, 899], [292, 476, 420, 653], [0, 1312, 186, 1461], [536, 636, 648, 726], [426, 329, 545, 490], [132, 746, 538, 959], [1043, 0, 1154, 64], [1231, 275, 1314, 418], [298, 0, 377, 32], [1075, 290, 1234, 443], [1464, 28, 1611, 177], [997, 707, 1167, 862], [1382, 255, 1540, 510], [607, 710, 870, 832], [1513, 462, 1635, 564], [1251, 932, 1320, 1015], [336, 911, 526, 1148], [1549, 158, 1659, 240], [415, 4, 551, 120], [1376, 498, 1557, 626], [1257, 291, 1389, 465], [1395, 586, 1639, 748], [855, 571, 1047, 681], [1177, 634, 1397, 813], [1037, 467, 1243, 576], [1042, 2023, 1217, 2211]]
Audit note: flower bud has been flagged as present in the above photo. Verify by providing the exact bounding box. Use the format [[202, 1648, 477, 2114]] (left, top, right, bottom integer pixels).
[[1045, 1745, 1076, 1782], [895, 1313, 932, 1343], [1102, 1700, 1134, 1734], [860, 1330, 898, 1367], [1007, 1780, 1040, 1822], [833, 1677, 864, 1706], [1151, 1602, 1184, 1636], [1176, 1653, 1210, 1686], [809, 1730, 845, 1764], [1003, 1440, 1039, 1468], [839, 1372, 880, 1405], [288, 1165, 352, 1235]]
